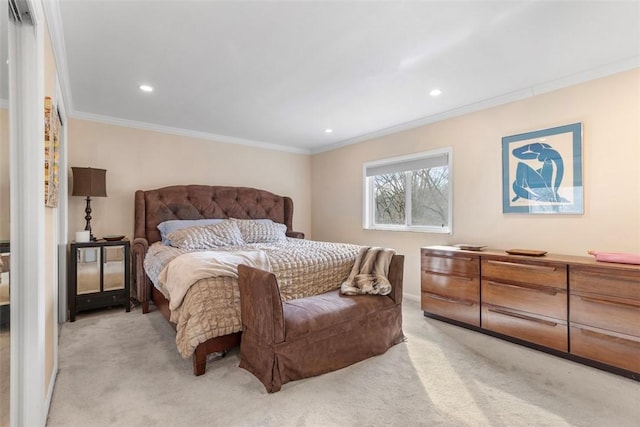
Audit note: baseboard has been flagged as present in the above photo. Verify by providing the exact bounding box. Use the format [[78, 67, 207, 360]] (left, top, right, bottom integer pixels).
[[403, 293, 420, 303], [44, 359, 59, 423]]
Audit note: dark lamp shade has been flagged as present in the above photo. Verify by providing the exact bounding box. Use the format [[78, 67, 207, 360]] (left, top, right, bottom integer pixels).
[[71, 167, 107, 197]]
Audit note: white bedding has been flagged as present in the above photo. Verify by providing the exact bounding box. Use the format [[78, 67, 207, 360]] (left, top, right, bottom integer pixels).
[[158, 249, 271, 310]]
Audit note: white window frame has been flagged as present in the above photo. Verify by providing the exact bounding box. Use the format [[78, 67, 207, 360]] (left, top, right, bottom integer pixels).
[[363, 148, 453, 234]]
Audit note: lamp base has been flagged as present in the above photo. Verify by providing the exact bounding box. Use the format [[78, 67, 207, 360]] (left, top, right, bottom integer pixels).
[[84, 196, 95, 241]]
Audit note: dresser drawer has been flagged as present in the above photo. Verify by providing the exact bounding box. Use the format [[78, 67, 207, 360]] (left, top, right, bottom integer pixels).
[[482, 304, 567, 351], [570, 324, 640, 373], [422, 292, 480, 327], [482, 258, 566, 289], [570, 267, 640, 300], [482, 280, 567, 320], [570, 293, 640, 337], [76, 291, 127, 311], [422, 271, 479, 302], [421, 250, 479, 277]]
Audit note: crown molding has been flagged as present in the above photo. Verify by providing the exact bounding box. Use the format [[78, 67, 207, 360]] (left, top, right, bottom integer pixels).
[[312, 88, 533, 154], [69, 54, 639, 157], [531, 56, 639, 96], [70, 111, 312, 155], [41, 0, 74, 112], [311, 58, 640, 154]]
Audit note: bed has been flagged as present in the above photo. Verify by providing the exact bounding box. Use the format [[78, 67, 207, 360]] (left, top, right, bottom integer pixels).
[[132, 185, 362, 375]]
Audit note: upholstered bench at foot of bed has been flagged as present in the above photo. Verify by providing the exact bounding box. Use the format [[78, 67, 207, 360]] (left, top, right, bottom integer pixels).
[[237, 255, 405, 393]]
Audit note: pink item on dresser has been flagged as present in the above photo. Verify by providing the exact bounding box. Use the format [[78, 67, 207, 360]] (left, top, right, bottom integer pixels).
[[588, 250, 640, 265]]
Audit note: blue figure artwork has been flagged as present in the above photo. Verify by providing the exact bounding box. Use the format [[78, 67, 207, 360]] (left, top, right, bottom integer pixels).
[[511, 142, 568, 204]]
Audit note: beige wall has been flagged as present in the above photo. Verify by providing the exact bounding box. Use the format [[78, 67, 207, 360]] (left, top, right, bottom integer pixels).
[[311, 69, 640, 300], [67, 120, 312, 243]]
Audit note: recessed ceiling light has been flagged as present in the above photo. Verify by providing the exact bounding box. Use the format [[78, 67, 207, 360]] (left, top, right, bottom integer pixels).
[[325, 128, 333, 134], [429, 89, 442, 97], [139, 84, 153, 92]]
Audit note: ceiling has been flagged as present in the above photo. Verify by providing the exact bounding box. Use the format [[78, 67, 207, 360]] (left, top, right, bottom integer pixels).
[[15, 2, 640, 152]]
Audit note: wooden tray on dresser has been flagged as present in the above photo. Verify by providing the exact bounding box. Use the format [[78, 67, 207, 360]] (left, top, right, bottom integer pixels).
[[505, 249, 547, 256]]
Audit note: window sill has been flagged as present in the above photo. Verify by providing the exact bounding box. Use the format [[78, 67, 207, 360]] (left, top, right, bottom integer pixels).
[[364, 225, 451, 234]]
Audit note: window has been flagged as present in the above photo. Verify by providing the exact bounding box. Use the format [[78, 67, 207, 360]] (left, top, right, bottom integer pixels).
[[363, 148, 452, 233]]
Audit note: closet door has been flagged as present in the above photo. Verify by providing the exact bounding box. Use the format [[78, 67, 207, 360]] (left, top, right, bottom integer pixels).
[[7, 0, 47, 425]]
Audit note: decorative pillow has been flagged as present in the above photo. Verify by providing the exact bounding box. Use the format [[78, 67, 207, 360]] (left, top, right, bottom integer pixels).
[[231, 218, 287, 243], [166, 221, 245, 249], [157, 219, 225, 245]]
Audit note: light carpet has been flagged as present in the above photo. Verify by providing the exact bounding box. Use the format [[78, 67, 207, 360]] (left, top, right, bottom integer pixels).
[[47, 300, 639, 426]]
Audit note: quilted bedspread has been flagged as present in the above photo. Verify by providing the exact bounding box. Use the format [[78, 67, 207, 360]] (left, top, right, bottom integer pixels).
[[145, 238, 362, 357]]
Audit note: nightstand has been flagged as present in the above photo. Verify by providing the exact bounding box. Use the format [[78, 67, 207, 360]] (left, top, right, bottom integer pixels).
[[68, 238, 130, 321]]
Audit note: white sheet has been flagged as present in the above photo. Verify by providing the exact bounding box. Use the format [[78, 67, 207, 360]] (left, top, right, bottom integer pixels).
[[158, 250, 271, 310]]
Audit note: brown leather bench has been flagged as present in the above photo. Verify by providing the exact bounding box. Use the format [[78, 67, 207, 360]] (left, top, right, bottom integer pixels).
[[237, 255, 405, 392]]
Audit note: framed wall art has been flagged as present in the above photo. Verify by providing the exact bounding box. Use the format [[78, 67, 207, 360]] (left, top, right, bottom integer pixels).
[[502, 122, 583, 214], [44, 96, 60, 208]]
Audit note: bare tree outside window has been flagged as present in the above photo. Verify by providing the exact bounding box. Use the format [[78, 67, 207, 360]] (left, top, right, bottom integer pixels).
[[374, 173, 405, 224], [373, 167, 448, 226], [411, 167, 449, 227], [365, 149, 452, 233]]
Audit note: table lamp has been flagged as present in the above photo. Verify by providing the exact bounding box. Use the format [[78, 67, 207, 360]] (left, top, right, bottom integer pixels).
[[71, 167, 107, 241]]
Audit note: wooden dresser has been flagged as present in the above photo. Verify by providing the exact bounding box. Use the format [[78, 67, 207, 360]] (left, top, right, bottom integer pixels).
[[421, 246, 640, 379]]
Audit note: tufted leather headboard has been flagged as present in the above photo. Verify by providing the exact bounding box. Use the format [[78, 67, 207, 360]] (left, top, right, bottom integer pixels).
[[134, 185, 295, 245]]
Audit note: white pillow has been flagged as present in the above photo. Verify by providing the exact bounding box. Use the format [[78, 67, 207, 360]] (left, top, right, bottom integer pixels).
[[157, 219, 225, 245], [231, 218, 287, 243], [166, 221, 245, 249]]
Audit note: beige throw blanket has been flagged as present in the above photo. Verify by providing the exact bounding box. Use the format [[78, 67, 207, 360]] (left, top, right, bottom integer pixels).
[[158, 250, 271, 310], [340, 246, 395, 296]]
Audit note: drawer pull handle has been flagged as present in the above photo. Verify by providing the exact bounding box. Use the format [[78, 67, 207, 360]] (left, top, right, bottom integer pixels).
[[423, 271, 473, 281], [579, 296, 640, 310], [423, 254, 474, 262], [579, 328, 640, 349], [486, 280, 557, 296], [487, 260, 557, 272], [488, 307, 558, 327], [427, 293, 474, 306], [574, 270, 640, 286]]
